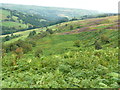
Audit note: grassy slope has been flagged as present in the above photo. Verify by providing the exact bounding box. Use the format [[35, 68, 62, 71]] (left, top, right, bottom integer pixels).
[[0, 9, 10, 20], [0, 9, 29, 33], [2, 16, 119, 88], [2, 16, 117, 43], [2, 21, 28, 28]]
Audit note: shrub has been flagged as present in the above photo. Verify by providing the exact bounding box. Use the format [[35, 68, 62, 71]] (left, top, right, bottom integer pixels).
[[70, 25, 73, 30], [39, 32, 48, 38], [15, 39, 32, 53], [3, 39, 32, 54], [15, 47, 23, 59], [35, 48, 43, 58], [94, 40, 102, 50], [2, 49, 6, 58], [77, 26, 81, 28], [46, 28, 54, 34], [15, 39, 25, 47], [28, 30, 36, 37], [100, 35, 110, 44], [28, 40, 36, 47], [73, 40, 80, 47], [4, 35, 11, 41], [9, 44, 18, 51], [65, 24, 68, 26], [3, 43, 18, 53], [21, 43, 32, 53], [15, 47, 23, 55]]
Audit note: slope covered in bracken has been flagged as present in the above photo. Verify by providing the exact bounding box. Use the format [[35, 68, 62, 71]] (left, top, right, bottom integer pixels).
[[2, 15, 119, 88]]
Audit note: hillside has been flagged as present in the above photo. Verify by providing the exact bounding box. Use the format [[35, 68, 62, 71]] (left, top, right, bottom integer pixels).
[[1, 3, 100, 19], [1, 15, 118, 41], [1, 3, 117, 35], [2, 15, 119, 88], [0, 7, 69, 35]]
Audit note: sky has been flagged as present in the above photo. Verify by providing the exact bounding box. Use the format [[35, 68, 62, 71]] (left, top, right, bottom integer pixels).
[[0, 0, 119, 13]]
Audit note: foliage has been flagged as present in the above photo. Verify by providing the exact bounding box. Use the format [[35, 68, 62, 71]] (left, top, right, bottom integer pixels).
[[100, 35, 110, 44], [15, 47, 23, 59], [3, 35, 10, 41], [28, 31, 36, 37], [35, 48, 43, 58], [94, 40, 102, 50], [46, 28, 54, 34], [73, 40, 80, 47], [1, 15, 119, 88], [3, 39, 32, 53], [70, 25, 73, 30], [3, 34, 21, 42]]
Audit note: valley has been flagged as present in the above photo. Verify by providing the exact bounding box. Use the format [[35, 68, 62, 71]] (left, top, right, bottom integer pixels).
[[1, 3, 119, 88]]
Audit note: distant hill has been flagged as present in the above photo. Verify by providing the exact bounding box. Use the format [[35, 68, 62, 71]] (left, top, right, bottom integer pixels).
[[1, 3, 100, 20], [0, 8, 69, 35], [1, 3, 116, 35]]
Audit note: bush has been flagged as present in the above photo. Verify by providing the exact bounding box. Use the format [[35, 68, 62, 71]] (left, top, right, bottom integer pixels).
[[9, 44, 18, 51], [3, 39, 32, 54], [15, 47, 23, 55], [35, 48, 43, 58], [3, 43, 18, 53], [21, 43, 32, 53], [73, 40, 80, 47], [28, 40, 36, 47], [77, 26, 81, 28], [100, 35, 110, 44], [46, 28, 54, 34], [2, 49, 6, 58], [4, 36, 11, 41], [65, 24, 68, 26], [28, 30, 36, 37], [94, 40, 102, 50], [39, 32, 48, 38], [15, 47, 23, 59], [70, 25, 73, 30]]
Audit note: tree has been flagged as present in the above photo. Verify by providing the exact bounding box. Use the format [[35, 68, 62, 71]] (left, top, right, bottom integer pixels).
[[11, 33, 14, 36], [46, 28, 54, 34], [7, 15, 11, 19], [65, 24, 68, 26], [28, 31, 36, 37], [70, 17, 78, 21], [28, 25, 33, 29], [4, 35, 11, 41]]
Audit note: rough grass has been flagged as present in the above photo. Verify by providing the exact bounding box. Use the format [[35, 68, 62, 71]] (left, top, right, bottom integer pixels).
[[2, 30, 119, 88], [0, 9, 10, 19], [2, 21, 28, 28], [2, 15, 119, 88]]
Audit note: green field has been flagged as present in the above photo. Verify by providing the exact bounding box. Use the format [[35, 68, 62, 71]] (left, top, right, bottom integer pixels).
[[2, 21, 28, 28], [0, 9, 10, 20], [2, 15, 119, 88]]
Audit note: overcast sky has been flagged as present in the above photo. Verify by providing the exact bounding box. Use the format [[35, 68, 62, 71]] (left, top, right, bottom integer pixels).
[[0, 0, 119, 13]]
